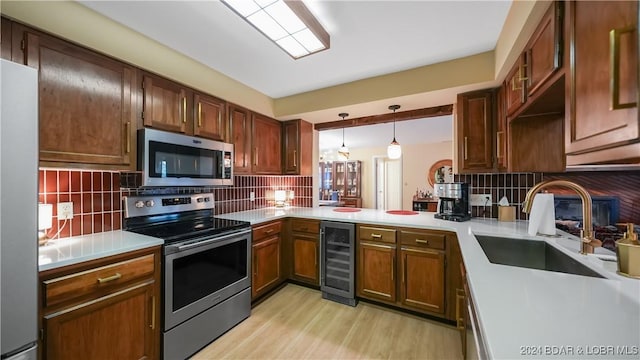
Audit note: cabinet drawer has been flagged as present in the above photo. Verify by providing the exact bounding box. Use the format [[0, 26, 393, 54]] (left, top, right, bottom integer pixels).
[[43, 254, 155, 308], [291, 219, 319, 234], [400, 230, 446, 250], [358, 225, 396, 244], [253, 221, 282, 241]]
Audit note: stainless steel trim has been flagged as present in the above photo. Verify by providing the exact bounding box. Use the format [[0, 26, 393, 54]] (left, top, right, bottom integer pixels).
[[124, 193, 215, 218]]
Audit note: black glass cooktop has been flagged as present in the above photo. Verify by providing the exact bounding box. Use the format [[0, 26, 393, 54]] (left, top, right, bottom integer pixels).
[[126, 216, 250, 244]]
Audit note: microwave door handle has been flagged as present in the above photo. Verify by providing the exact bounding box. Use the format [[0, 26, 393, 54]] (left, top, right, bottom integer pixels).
[[221, 152, 225, 178]]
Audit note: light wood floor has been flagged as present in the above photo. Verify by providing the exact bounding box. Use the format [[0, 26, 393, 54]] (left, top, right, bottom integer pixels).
[[192, 284, 463, 360]]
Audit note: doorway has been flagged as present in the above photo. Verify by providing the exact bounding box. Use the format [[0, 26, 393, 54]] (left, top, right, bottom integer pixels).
[[374, 156, 402, 210]]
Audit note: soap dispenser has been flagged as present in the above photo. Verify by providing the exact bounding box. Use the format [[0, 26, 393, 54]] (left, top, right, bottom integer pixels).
[[616, 223, 640, 279]]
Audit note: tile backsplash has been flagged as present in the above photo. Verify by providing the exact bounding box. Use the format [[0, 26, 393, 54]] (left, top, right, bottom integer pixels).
[[455, 171, 640, 223], [40, 169, 313, 239], [39, 169, 122, 239], [122, 174, 313, 215]]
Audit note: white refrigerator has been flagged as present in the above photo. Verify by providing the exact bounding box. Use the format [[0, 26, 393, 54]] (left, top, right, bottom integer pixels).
[[0, 59, 39, 359]]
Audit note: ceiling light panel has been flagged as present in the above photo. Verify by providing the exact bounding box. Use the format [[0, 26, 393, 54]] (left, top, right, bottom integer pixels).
[[221, 0, 330, 59]]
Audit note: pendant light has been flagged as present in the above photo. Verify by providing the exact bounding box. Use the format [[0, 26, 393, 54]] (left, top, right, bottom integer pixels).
[[387, 105, 402, 159], [337, 113, 350, 160]]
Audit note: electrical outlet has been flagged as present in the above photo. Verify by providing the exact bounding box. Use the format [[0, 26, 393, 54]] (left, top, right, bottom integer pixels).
[[57, 202, 73, 220], [250, 192, 255, 202], [470, 194, 492, 206]]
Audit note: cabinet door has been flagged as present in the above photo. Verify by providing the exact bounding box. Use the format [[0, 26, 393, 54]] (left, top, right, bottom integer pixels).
[[283, 120, 300, 174], [194, 93, 226, 141], [1, 17, 11, 60], [229, 104, 252, 174], [357, 242, 396, 303], [456, 90, 494, 173], [495, 85, 508, 172], [44, 282, 156, 360], [505, 55, 526, 116], [142, 73, 189, 134], [252, 114, 282, 174], [400, 247, 445, 314], [345, 160, 361, 198], [24, 31, 134, 167], [252, 235, 281, 299], [526, 1, 562, 97], [292, 234, 318, 285], [566, 1, 638, 156], [283, 120, 313, 175]]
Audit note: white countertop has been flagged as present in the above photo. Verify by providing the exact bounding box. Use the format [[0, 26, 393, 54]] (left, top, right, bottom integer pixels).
[[38, 230, 164, 272], [218, 207, 640, 359]]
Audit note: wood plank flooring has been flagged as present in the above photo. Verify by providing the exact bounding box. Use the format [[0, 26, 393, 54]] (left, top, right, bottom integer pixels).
[[192, 284, 463, 360]]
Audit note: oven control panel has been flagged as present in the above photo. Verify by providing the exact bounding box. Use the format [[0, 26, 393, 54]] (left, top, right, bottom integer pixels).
[[124, 193, 214, 218]]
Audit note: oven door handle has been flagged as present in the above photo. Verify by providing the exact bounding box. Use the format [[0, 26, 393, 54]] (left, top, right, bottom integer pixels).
[[173, 229, 251, 253]]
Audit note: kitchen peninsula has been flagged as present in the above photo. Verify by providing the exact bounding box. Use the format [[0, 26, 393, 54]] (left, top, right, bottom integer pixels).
[[217, 207, 640, 360]]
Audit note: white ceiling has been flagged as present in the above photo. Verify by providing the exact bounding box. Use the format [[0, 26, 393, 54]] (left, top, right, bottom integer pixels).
[[79, 0, 511, 99], [318, 115, 452, 151]]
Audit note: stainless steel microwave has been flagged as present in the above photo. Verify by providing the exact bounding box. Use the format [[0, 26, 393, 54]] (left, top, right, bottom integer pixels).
[[138, 128, 233, 187]]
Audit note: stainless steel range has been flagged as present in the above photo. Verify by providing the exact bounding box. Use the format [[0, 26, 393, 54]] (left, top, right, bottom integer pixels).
[[124, 193, 251, 360]]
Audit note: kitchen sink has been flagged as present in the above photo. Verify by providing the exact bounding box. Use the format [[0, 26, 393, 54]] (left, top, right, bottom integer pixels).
[[475, 235, 604, 278]]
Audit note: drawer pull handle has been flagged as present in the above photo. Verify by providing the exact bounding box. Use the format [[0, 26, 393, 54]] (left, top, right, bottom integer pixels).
[[97, 273, 122, 284], [371, 233, 382, 239], [265, 229, 274, 234], [415, 239, 429, 244]]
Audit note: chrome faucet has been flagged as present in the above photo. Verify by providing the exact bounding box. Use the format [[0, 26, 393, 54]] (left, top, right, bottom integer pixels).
[[522, 180, 602, 254]]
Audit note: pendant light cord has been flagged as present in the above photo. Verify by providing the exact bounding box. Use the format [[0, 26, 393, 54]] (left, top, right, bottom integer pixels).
[[342, 127, 346, 146]]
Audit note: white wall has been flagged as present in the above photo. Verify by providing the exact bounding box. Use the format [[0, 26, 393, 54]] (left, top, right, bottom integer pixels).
[[322, 140, 453, 209]]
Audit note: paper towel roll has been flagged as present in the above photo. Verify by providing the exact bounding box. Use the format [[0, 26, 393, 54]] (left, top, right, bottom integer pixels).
[[527, 193, 556, 236]]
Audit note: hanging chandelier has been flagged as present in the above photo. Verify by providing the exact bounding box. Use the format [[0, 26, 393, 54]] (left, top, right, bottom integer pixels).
[[337, 113, 350, 160], [387, 105, 402, 159]]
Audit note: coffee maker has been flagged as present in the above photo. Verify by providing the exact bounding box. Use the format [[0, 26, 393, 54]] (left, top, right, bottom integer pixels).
[[434, 182, 471, 222]]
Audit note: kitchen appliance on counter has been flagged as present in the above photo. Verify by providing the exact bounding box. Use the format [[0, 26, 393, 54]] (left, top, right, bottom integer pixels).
[[434, 183, 471, 222], [138, 128, 234, 187], [320, 221, 357, 306], [123, 193, 251, 360], [1, 60, 39, 360]]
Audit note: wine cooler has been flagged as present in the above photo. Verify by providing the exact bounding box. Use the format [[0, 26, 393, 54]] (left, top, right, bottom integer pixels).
[[320, 221, 356, 306]]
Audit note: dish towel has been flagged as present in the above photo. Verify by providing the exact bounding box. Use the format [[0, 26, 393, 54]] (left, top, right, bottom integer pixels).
[[527, 193, 556, 236]]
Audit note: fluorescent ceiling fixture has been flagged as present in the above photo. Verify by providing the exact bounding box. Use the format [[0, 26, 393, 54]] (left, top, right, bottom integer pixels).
[[222, 0, 330, 59]]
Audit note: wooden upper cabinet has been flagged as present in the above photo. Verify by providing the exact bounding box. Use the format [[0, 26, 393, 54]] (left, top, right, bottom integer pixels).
[[252, 114, 282, 174], [228, 104, 252, 174], [22, 29, 135, 168], [141, 73, 189, 134], [1, 17, 11, 61], [566, 0, 639, 164], [193, 93, 226, 141], [456, 89, 494, 173], [495, 86, 509, 172], [526, 1, 563, 97], [283, 119, 313, 175], [505, 54, 526, 116]]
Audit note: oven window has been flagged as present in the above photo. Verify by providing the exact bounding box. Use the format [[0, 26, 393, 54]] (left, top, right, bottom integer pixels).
[[149, 140, 221, 179], [172, 239, 247, 311]]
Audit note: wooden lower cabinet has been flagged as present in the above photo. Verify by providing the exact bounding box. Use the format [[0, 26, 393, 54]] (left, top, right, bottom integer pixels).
[[356, 224, 458, 321], [44, 282, 155, 359], [252, 221, 284, 300], [292, 235, 318, 284], [39, 247, 161, 360], [252, 235, 281, 299], [399, 247, 445, 314], [357, 241, 396, 303]]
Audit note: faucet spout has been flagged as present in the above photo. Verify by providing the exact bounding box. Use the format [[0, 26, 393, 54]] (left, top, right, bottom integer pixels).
[[522, 180, 601, 254]]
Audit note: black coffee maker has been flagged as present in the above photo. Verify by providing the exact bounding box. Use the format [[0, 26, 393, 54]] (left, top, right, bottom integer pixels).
[[434, 182, 471, 222]]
